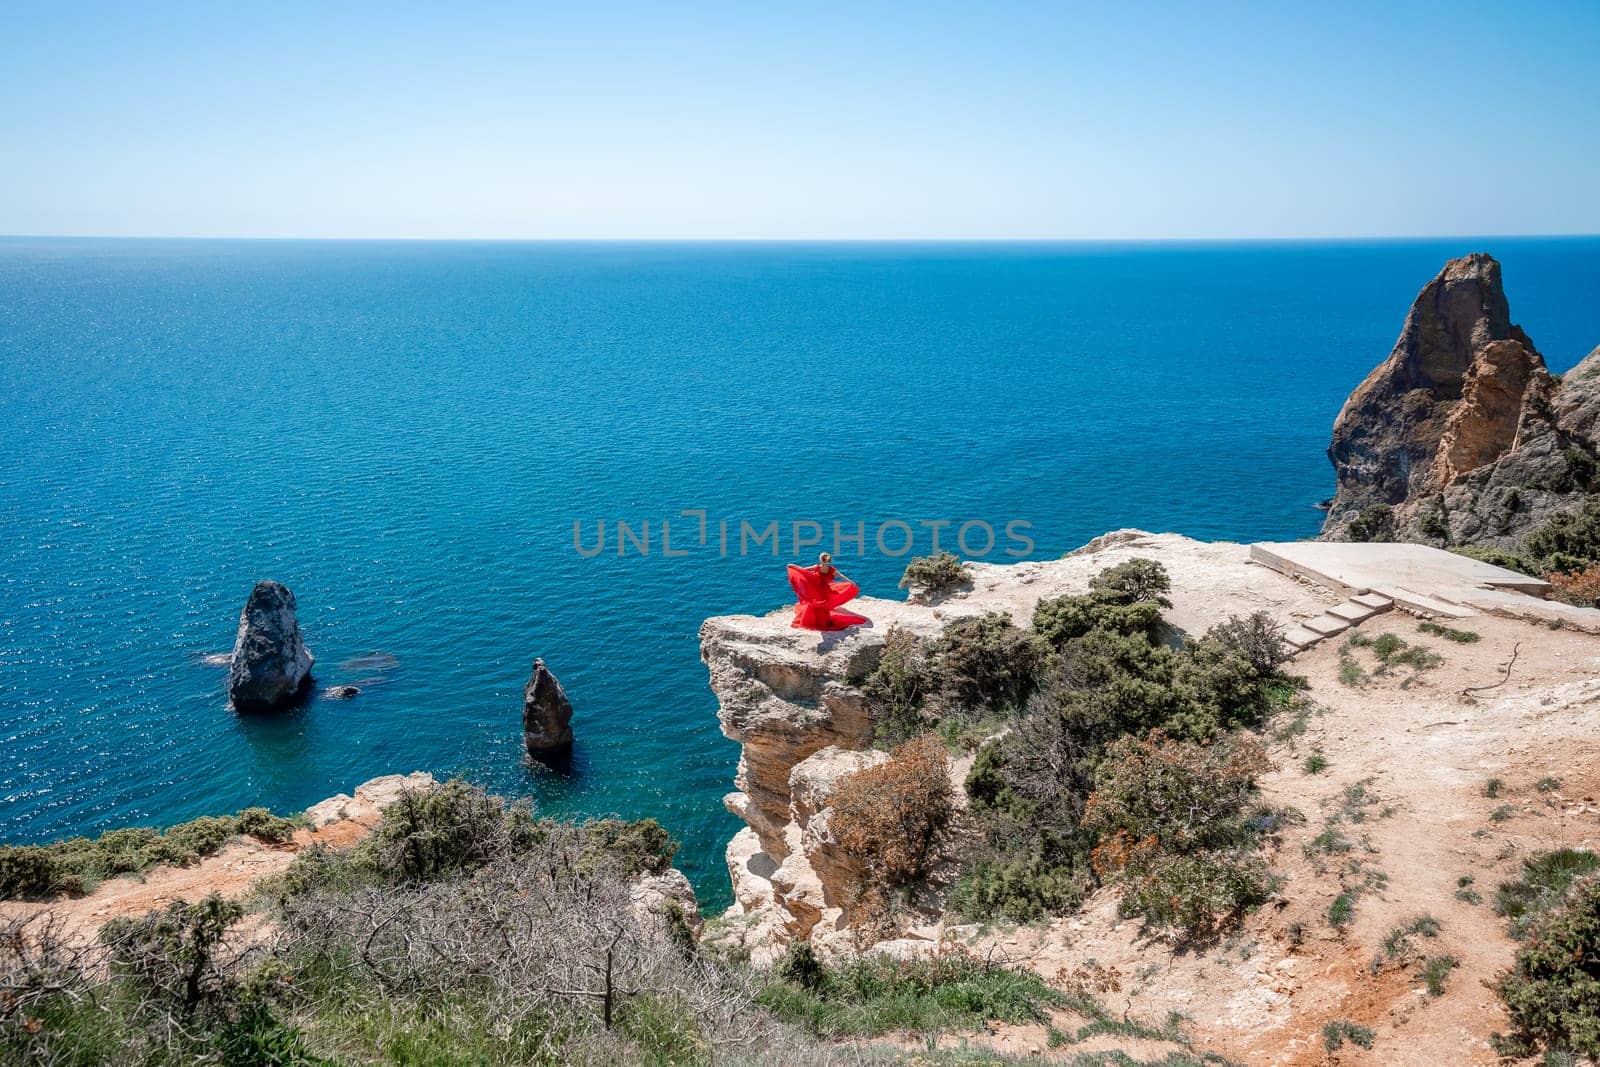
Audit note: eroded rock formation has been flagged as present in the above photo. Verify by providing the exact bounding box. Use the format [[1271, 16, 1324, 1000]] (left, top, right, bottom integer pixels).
[[1324, 253, 1600, 548], [522, 658, 574, 756], [227, 581, 314, 712]]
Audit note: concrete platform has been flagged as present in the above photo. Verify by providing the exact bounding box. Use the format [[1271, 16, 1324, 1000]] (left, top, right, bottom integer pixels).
[[1249, 540, 1600, 633]]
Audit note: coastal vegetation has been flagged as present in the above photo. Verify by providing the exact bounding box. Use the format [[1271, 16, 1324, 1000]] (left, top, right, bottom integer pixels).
[[1493, 864, 1600, 1059], [860, 557, 1292, 938], [0, 807, 299, 900], [0, 779, 1076, 1066]]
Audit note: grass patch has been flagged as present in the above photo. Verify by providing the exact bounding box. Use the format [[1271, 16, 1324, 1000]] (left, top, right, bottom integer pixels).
[[1378, 914, 1441, 963], [1484, 777, 1505, 799], [1322, 1020, 1375, 1050], [1302, 752, 1328, 775], [1421, 954, 1458, 996], [1537, 776, 1563, 794], [1341, 631, 1443, 682], [760, 946, 1064, 1038], [1455, 875, 1482, 906], [1491, 804, 1516, 824], [1418, 621, 1480, 643], [1328, 891, 1358, 930]]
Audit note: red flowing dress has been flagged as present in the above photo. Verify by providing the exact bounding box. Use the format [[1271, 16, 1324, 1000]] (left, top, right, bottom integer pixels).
[[787, 564, 869, 631]]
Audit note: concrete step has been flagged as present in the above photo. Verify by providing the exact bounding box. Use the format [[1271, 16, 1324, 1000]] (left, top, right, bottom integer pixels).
[[1328, 600, 1380, 624], [1351, 592, 1394, 611], [1282, 625, 1325, 651], [1303, 614, 1352, 637]]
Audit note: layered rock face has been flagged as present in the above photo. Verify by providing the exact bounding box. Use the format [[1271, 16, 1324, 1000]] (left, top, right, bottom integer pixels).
[[522, 658, 574, 756], [1324, 253, 1600, 547], [227, 581, 314, 712]]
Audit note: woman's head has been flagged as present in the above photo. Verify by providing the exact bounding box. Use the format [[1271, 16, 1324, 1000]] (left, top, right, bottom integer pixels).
[[818, 552, 832, 567]]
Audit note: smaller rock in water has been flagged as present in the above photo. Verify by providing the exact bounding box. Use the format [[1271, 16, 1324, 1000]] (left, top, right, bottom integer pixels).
[[324, 685, 361, 700], [227, 580, 314, 713], [523, 657, 574, 758]]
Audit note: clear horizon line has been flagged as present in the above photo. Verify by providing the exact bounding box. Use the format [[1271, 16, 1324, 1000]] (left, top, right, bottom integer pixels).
[[3, 231, 1599, 244]]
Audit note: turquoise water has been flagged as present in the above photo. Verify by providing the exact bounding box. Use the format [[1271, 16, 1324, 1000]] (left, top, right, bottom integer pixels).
[[3, 238, 1598, 908]]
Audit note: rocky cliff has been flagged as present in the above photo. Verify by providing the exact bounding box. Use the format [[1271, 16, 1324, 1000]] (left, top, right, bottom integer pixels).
[[700, 533, 1336, 963], [1324, 253, 1600, 548]]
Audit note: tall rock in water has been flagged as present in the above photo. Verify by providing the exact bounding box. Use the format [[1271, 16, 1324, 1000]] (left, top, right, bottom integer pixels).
[[227, 581, 314, 712], [1323, 253, 1599, 549], [522, 658, 574, 757]]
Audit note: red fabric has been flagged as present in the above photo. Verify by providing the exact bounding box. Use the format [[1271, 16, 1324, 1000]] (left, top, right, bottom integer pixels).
[[787, 564, 868, 631]]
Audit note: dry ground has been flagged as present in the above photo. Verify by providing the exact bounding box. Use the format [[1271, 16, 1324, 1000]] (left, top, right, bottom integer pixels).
[[955, 607, 1600, 1066]]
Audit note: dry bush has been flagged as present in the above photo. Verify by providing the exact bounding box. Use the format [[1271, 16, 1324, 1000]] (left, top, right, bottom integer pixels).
[[1548, 564, 1600, 608], [1, 912, 102, 1062], [830, 735, 954, 891]]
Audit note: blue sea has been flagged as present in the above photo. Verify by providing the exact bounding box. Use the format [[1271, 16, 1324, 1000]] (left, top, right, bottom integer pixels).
[[3, 238, 1598, 908]]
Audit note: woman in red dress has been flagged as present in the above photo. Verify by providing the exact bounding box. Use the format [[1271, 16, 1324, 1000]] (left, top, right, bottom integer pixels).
[[788, 552, 869, 631]]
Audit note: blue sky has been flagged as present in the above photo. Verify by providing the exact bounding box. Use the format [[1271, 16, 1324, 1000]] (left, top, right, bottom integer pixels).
[[2, 1, 1597, 239]]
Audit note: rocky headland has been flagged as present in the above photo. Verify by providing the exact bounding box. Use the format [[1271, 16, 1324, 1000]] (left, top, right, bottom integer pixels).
[[1325, 252, 1600, 552]]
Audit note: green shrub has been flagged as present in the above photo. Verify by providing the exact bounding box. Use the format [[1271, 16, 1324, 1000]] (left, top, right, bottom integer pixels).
[[932, 612, 1046, 712], [1032, 593, 1162, 646], [1420, 496, 1451, 541], [948, 856, 1091, 923], [862, 625, 937, 746], [1089, 558, 1172, 607], [370, 778, 520, 880], [1084, 732, 1273, 939], [1496, 849, 1600, 939], [1205, 611, 1291, 677], [0, 806, 300, 901], [159, 816, 239, 863], [577, 817, 678, 877], [1346, 504, 1393, 543], [0, 845, 60, 899], [899, 550, 971, 599], [236, 808, 298, 844], [953, 574, 1287, 926], [1084, 732, 1269, 855], [1421, 954, 1458, 996], [1110, 849, 1273, 940], [212, 1000, 325, 1067], [1494, 872, 1600, 1059], [1526, 500, 1600, 570]]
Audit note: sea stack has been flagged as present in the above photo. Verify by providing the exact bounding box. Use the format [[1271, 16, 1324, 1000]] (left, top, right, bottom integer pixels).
[[522, 658, 574, 758], [226, 581, 314, 712]]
